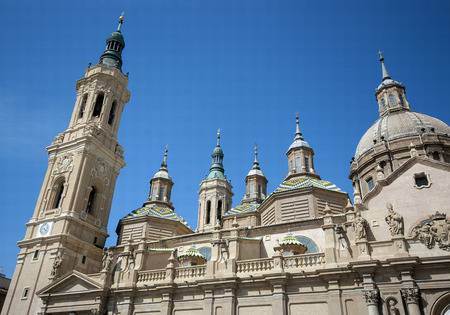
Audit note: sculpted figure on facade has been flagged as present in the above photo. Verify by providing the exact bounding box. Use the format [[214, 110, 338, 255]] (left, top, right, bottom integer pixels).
[[353, 211, 368, 241], [51, 252, 63, 278], [385, 203, 404, 236], [102, 248, 114, 272], [411, 212, 450, 251], [363, 289, 379, 305]]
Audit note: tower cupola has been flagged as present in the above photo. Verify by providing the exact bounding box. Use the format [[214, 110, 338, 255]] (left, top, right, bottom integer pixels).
[[99, 13, 126, 71], [197, 130, 233, 232], [244, 145, 267, 203], [206, 129, 226, 180], [286, 114, 318, 179], [146, 147, 174, 208], [375, 51, 410, 116]]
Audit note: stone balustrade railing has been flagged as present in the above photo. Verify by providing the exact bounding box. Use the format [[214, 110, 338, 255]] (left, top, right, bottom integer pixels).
[[236, 257, 274, 274], [175, 265, 207, 280], [283, 253, 326, 269], [137, 269, 166, 283], [135, 253, 326, 285]]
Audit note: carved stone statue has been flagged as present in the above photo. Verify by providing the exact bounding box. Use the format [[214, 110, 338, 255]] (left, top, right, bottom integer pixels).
[[51, 253, 63, 277], [385, 203, 404, 236], [102, 248, 114, 272], [353, 212, 368, 241]]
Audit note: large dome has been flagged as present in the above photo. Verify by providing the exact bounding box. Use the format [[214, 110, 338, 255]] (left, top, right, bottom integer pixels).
[[355, 111, 450, 159]]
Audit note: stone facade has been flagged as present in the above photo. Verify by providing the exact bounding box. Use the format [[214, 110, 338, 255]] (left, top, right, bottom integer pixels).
[[2, 19, 450, 315]]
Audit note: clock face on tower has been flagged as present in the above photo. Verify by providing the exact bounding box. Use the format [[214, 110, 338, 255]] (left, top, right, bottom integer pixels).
[[37, 222, 53, 237]]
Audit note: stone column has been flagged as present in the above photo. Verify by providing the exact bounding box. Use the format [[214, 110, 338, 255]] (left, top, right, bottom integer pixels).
[[160, 292, 173, 315], [203, 289, 214, 315], [363, 289, 380, 315], [327, 280, 343, 315], [322, 204, 338, 265], [401, 287, 421, 315], [271, 283, 287, 315]]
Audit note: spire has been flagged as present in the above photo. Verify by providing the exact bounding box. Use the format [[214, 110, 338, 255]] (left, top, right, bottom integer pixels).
[[378, 50, 391, 81], [207, 129, 226, 180], [160, 145, 168, 170], [151, 146, 171, 180], [247, 144, 266, 178], [252, 144, 260, 170], [99, 13, 126, 71], [294, 113, 304, 141]]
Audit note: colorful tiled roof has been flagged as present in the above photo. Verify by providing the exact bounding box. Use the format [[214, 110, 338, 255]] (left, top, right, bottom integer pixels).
[[275, 175, 342, 193], [125, 203, 190, 228], [279, 234, 304, 246], [224, 202, 260, 217]]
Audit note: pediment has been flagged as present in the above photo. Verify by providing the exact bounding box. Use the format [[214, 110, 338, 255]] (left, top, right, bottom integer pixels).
[[37, 271, 102, 296], [363, 156, 450, 202]]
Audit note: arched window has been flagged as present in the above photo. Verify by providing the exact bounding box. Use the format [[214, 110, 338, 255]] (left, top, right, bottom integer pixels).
[[366, 177, 374, 191], [108, 101, 117, 125], [388, 94, 396, 106], [258, 184, 262, 197], [295, 156, 301, 172], [86, 186, 96, 214], [158, 186, 165, 201], [206, 201, 211, 224], [53, 180, 65, 209], [304, 157, 310, 172], [432, 151, 440, 161], [78, 94, 88, 119], [217, 200, 223, 221], [92, 93, 104, 118]]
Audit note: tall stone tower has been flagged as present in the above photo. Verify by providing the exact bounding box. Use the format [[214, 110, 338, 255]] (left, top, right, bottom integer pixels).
[[197, 130, 233, 232], [2, 15, 130, 315]]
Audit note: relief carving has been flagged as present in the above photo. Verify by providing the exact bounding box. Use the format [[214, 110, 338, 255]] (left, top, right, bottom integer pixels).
[[385, 203, 404, 236], [363, 289, 379, 305], [91, 157, 111, 186], [53, 154, 74, 175], [411, 212, 450, 251], [401, 287, 420, 304]]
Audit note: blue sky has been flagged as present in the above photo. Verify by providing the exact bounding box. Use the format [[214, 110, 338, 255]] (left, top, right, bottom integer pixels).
[[1, 0, 449, 277]]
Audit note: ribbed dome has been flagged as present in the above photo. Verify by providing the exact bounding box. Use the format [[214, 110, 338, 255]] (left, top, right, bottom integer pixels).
[[355, 111, 450, 159]]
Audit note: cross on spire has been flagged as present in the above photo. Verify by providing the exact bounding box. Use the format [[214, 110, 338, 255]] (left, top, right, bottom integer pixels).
[[117, 12, 125, 32]]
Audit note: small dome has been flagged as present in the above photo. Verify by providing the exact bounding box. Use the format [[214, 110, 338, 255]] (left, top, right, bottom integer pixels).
[[376, 78, 404, 91], [107, 31, 125, 46], [153, 169, 171, 180], [355, 111, 450, 159], [287, 138, 311, 153], [247, 168, 265, 177]]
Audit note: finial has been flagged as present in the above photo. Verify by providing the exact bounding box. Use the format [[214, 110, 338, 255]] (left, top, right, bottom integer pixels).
[[117, 12, 125, 31], [294, 113, 304, 140], [254, 144, 259, 163], [378, 50, 390, 80], [161, 145, 168, 168], [216, 128, 221, 146]]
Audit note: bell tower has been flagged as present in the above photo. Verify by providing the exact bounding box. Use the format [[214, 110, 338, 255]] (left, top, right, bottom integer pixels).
[[2, 15, 130, 315], [197, 130, 233, 232]]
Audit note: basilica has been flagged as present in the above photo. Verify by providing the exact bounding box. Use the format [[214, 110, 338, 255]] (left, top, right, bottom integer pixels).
[[2, 16, 450, 315]]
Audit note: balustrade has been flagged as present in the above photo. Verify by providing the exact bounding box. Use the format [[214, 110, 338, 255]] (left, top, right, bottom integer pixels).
[[175, 265, 207, 280], [236, 257, 274, 274], [137, 269, 166, 283], [283, 253, 326, 269]]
